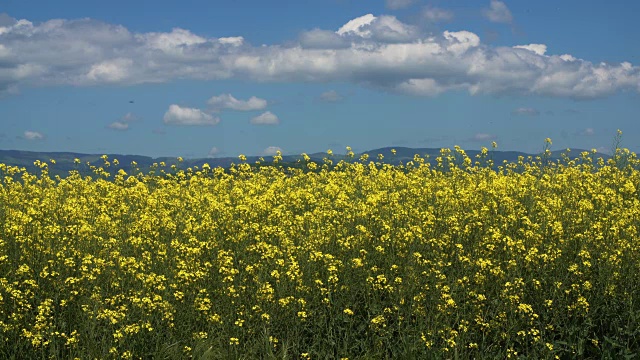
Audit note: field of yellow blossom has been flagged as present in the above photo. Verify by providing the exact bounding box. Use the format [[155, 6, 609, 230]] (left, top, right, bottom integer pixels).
[[1, 141, 639, 359]]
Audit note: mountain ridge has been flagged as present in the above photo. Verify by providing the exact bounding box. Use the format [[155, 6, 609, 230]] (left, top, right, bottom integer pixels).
[[0, 146, 611, 178]]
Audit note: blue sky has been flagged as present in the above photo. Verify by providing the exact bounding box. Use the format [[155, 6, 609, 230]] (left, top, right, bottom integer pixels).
[[1, 0, 639, 158]]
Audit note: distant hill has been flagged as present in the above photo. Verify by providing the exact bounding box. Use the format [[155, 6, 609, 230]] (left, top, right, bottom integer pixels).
[[0, 146, 611, 178]]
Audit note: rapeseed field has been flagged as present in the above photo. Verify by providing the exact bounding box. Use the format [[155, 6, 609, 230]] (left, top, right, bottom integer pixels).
[[0, 141, 639, 359]]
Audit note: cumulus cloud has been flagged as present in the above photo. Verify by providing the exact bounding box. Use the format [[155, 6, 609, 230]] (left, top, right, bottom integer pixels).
[[483, 0, 513, 24], [512, 107, 540, 116], [0, 13, 639, 99], [23, 130, 44, 140], [121, 112, 137, 122], [299, 29, 349, 49], [514, 44, 547, 56], [207, 93, 267, 111], [163, 104, 219, 126], [108, 112, 137, 130], [337, 14, 377, 37], [369, 15, 419, 42], [263, 146, 283, 156], [422, 6, 454, 22], [250, 111, 279, 125], [385, 0, 414, 10], [396, 78, 447, 96], [336, 14, 418, 42], [87, 58, 132, 82], [320, 90, 344, 102], [218, 36, 244, 46], [108, 121, 129, 130]]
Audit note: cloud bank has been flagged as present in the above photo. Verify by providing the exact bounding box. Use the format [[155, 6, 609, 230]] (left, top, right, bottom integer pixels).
[[0, 13, 638, 99]]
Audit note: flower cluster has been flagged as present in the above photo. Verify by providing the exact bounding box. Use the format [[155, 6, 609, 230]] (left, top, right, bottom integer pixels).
[[0, 146, 639, 358]]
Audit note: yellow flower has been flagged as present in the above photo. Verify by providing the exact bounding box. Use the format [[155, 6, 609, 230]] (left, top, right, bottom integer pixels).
[[343, 308, 354, 316]]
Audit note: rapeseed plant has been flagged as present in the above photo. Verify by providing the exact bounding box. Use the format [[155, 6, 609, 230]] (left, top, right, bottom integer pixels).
[[0, 143, 638, 358]]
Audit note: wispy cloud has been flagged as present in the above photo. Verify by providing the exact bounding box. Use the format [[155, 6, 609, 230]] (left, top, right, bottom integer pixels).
[[578, 128, 596, 136], [385, 0, 414, 10], [483, 0, 513, 24], [250, 111, 279, 125], [208, 147, 221, 157], [121, 112, 137, 122], [422, 6, 454, 22], [163, 104, 219, 126], [469, 133, 497, 142], [0, 13, 638, 99], [320, 90, 344, 102], [207, 94, 267, 111], [23, 130, 44, 140], [512, 107, 540, 116]]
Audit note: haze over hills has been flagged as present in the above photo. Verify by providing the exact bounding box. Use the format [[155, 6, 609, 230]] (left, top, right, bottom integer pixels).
[[0, 146, 613, 178]]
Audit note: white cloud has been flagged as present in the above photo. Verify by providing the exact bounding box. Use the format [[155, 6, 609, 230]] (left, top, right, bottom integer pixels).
[[580, 128, 595, 136], [138, 28, 207, 54], [208, 147, 220, 156], [218, 36, 244, 46], [396, 78, 447, 97], [514, 44, 547, 56], [0, 13, 638, 100], [163, 104, 219, 126], [87, 58, 133, 82], [250, 111, 279, 125], [483, 0, 513, 24], [422, 6, 454, 22], [443, 30, 480, 55], [121, 112, 137, 122], [385, 0, 414, 10], [108, 112, 137, 130], [300, 29, 349, 49], [108, 121, 129, 130], [320, 90, 344, 102], [336, 14, 377, 37], [370, 16, 419, 43], [337, 14, 418, 43], [263, 146, 282, 156], [0, 43, 11, 57], [471, 133, 497, 142], [24, 130, 44, 140], [207, 93, 267, 111], [512, 107, 540, 116]]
